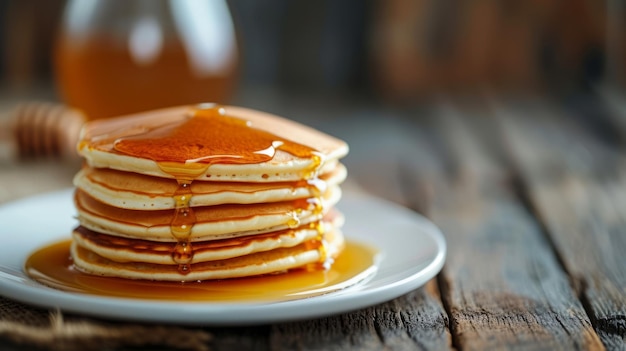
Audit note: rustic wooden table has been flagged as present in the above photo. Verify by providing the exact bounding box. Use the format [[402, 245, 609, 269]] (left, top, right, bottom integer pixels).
[[0, 92, 624, 350]]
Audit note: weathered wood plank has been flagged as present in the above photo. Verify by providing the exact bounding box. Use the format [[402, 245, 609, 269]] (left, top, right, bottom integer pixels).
[[404, 102, 604, 350], [496, 100, 626, 350], [208, 326, 269, 351], [270, 281, 451, 351]]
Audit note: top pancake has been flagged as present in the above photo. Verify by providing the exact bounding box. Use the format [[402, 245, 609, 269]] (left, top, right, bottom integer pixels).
[[78, 104, 349, 182]]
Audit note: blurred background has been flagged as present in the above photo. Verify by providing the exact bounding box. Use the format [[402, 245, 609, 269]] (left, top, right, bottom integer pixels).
[[0, 0, 621, 104], [0, 0, 625, 203]]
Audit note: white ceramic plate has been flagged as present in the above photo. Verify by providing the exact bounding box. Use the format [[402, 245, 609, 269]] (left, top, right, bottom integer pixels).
[[0, 188, 445, 325]]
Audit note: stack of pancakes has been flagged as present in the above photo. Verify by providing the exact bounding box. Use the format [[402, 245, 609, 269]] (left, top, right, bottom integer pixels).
[[71, 104, 349, 281]]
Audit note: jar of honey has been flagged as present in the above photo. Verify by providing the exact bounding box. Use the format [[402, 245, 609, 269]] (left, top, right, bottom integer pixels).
[[54, 0, 239, 120]]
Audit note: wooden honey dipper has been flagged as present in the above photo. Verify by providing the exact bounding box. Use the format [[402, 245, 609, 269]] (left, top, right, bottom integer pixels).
[[1, 102, 86, 161]]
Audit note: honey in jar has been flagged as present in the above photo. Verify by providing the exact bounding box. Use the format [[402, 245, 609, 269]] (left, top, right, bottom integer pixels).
[[54, 0, 239, 120]]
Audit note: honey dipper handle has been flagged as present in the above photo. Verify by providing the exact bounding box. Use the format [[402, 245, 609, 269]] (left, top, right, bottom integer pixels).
[[4, 102, 86, 160]]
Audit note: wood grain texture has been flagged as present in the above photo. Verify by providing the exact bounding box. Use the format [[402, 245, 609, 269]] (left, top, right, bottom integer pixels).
[[496, 100, 626, 350], [208, 326, 269, 351], [405, 103, 605, 350], [270, 281, 451, 351]]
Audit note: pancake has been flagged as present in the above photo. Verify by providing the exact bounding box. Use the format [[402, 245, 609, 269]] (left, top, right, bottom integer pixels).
[[77, 104, 349, 182], [73, 163, 347, 210], [72, 211, 344, 265], [74, 185, 342, 241], [70, 104, 349, 281], [71, 229, 345, 281]]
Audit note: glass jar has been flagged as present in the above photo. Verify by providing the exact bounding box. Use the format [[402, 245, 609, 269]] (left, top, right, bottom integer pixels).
[[55, 0, 239, 120]]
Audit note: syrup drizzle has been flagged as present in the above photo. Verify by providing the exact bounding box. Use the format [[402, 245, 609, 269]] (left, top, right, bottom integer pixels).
[[105, 104, 329, 275], [171, 181, 194, 273]]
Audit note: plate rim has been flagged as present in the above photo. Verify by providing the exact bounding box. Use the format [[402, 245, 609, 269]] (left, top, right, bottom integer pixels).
[[0, 188, 446, 325]]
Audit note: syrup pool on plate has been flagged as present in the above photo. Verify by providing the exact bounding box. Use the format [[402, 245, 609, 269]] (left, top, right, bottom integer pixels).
[[25, 239, 378, 302]]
